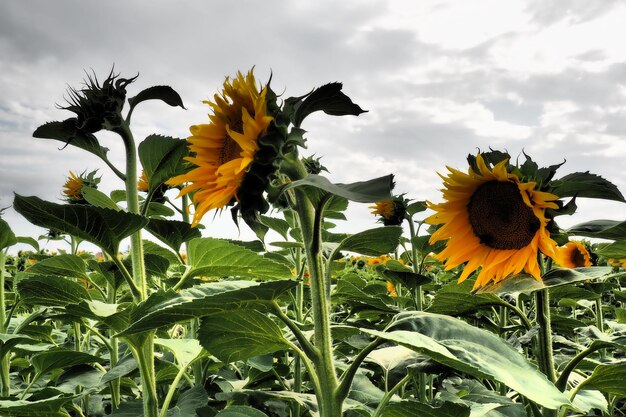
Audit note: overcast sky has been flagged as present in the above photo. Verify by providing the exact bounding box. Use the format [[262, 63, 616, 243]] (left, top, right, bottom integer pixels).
[[1, 0, 625, 253]]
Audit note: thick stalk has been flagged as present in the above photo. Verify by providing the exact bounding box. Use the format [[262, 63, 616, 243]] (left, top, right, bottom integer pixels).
[[535, 289, 557, 417], [0, 250, 10, 396], [130, 334, 158, 417], [286, 156, 340, 417]]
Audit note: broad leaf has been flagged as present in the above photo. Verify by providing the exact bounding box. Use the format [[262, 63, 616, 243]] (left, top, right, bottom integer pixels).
[[138, 135, 189, 191], [339, 226, 403, 256], [129, 85, 185, 111], [24, 254, 86, 278], [32, 348, 105, 376], [567, 219, 626, 240], [381, 401, 470, 417], [215, 406, 269, 417], [282, 174, 394, 203], [187, 238, 291, 280], [120, 280, 298, 335], [33, 119, 108, 160], [551, 172, 625, 202], [578, 361, 626, 396], [595, 240, 626, 258], [0, 217, 17, 250], [17, 274, 91, 306], [16, 236, 39, 251], [81, 187, 120, 211], [291, 82, 366, 127], [260, 215, 290, 240], [155, 338, 204, 367], [199, 310, 289, 363], [13, 195, 148, 255], [475, 267, 613, 295], [428, 279, 508, 315], [0, 393, 78, 417], [363, 312, 570, 409], [146, 218, 201, 253]]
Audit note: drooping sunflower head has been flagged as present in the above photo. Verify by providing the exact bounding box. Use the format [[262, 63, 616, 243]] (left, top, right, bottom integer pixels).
[[369, 196, 407, 226], [426, 153, 561, 289], [556, 241, 592, 268], [62, 170, 100, 204], [167, 69, 285, 227], [62, 68, 136, 133]]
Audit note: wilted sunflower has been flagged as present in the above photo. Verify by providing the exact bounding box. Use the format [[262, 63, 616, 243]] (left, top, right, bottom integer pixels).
[[369, 197, 407, 226], [556, 241, 592, 268], [426, 154, 560, 289], [167, 69, 274, 226]]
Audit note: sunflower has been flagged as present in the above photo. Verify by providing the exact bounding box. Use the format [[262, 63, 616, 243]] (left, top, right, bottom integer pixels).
[[426, 154, 560, 289], [167, 69, 273, 226], [556, 241, 592, 268], [369, 197, 407, 226], [63, 171, 85, 202], [138, 170, 149, 192]]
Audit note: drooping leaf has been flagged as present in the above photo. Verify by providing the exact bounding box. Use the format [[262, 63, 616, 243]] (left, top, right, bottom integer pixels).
[[138, 135, 189, 191], [339, 226, 403, 256], [32, 347, 105, 376], [199, 310, 289, 363], [0, 393, 78, 417], [13, 194, 148, 255], [595, 240, 626, 258], [120, 280, 298, 335], [283, 174, 394, 203], [143, 240, 181, 265], [551, 172, 625, 202], [578, 361, 626, 396], [24, 254, 86, 279], [475, 267, 613, 295], [128, 85, 185, 112], [33, 119, 109, 160], [187, 238, 291, 281], [109, 400, 144, 417], [428, 279, 508, 315], [81, 186, 120, 211], [17, 274, 91, 306], [260, 215, 290, 240], [567, 219, 626, 240], [363, 311, 570, 409], [0, 217, 17, 250], [0, 333, 39, 359], [165, 386, 209, 417], [290, 82, 366, 127], [145, 218, 201, 253], [16, 236, 39, 251]]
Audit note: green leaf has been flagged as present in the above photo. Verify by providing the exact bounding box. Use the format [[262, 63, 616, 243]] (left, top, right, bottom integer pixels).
[[475, 267, 613, 295], [283, 174, 394, 203], [138, 135, 189, 191], [187, 238, 291, 280], [81, 186, 120, 211], [339, 226, 403, 256], [551, 172, 625, 202], [0, 217, 17, 250], [143, 240, 181, 265], [13, 194, 149, 255], [119, 280, 298, 335], [595, 240, 626, 258], [32, 347, 105, 376], [333, 274, 398, 312], [567, 219, 626, 240], [0, 394, 77, 417], [33, 119, 108, 160], [165, 386, 209, 417], [428, 279, 508, 315], [155, 338, 203, 367], [0, 333, 39, 360], [291, 82, 366, 127], [56, 365, 106, 393], [578, 361, 626, 396], [381, 401, 470, 417], [260, 215, 290, 240], [214, 406, 269, 417], [146, 218, 201, 253], [17, 274, 90, 306], [145, 202, 176, 217], [109, 400, 144, 417], [406, 201, 427, 216], [129, 85, 185, 112], [24, 254, 86, 278], [16, 236, 40, 251], [199, 310, 289, 363], [364, 311, 570, 409], [144, 253, 171, 278]]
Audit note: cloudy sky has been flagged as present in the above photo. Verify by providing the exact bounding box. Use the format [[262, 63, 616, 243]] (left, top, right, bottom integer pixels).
[[1, 0, 625, 252]]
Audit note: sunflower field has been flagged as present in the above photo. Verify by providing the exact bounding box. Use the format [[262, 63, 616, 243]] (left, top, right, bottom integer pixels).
[[1, 68, 626, 417]]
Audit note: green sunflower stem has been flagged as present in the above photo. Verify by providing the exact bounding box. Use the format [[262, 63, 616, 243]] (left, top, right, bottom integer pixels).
[[535, 288, 558, 416], [285, 155, 341, 417]]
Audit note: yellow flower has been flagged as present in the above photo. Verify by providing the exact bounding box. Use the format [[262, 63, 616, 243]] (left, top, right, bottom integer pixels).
[[63, 171, 85, 202], [138, 170, 149, 192], [426, 154, 560, 289], [369, 197, 407, 226], [386, 280, 398, 297], [556, 241, 592, 268], [366, 255, 391, 265], [370, 200, 394, 218], [167, 69, 273, 226]]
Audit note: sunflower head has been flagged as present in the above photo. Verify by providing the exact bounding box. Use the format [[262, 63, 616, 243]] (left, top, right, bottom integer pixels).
[[426, 152, 562, 289], [138, 170, 150, 193], [62, 170, 100, 204], [62, 69, 136, 133], [556, 241, 593, 268], [369, 196, 407, 226], [167, 69, 290, 228]]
